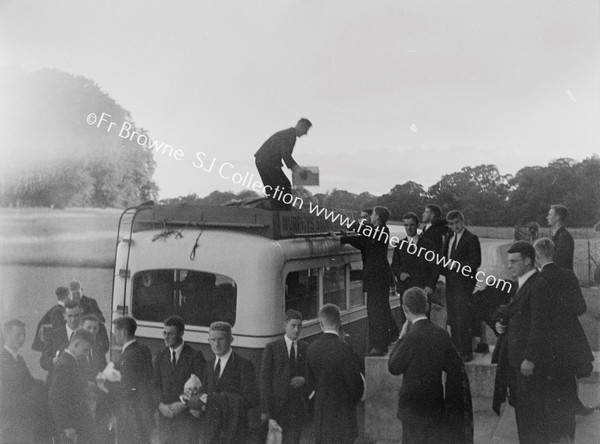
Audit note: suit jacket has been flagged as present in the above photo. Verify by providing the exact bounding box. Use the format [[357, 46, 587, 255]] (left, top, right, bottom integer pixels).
[[153, 343, 205, 417], [0, 348, 46, 443], [82, 340, 107, 382], [203, 351, 259, 444], [260, 337, 310, 419], [307, 333, 364, 444], [392, 236, 439, 292], [49, 351, 94, 438], [552, 226, 575, 271], [506, 271, 552, 369], [108, 340, 155, 443], [342, 223, 393, 292], [441, 229, 481, 291], [32, 303, 65, 352], [40, 325, 69, 380], [420, 218, 452, 255], [80, 294, 110, 354], [539, 263, 594, 377]]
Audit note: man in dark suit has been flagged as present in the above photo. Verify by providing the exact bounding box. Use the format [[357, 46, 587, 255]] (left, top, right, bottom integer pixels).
[[186, 321, 259, 444], [260, 309, 311, 444], [153, 315, 206, 444], [440, 210, 482, 361], [546, 204, 575, 271], [40, 300, 82, 382], [420, 204, 452, 254], [33, 286, 70, 352], [340, 206, 397, 356], [392, 212, 438, 324], [80, 314, 107, 378], [70, 281, 110, 354], [306, 304, 364, 444], [49, 328, 97, 444], [495, 241, 553, 444], [388, 288, 472, 444], [534, 238, 595, 441], [254, 119, 312, 210], [106, 316, 155, 444], [0, 319, 52, 444]]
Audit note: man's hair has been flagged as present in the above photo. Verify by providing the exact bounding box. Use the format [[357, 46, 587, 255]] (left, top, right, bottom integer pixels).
[[297, 118, 312, 128], [55, 286, 70, 301], [163, 315, 185, 333], [446, 210, 464, 222], [319, 303, 341, 327], [403, 212, 419, 225], [551, 204, 568, 222], [113, 316, 137, 337], [64, 300, 81, 311], [284, 309, 303, 323], [402, 287, 428, 315], [209, 321, 232, 337], [361, 208, 373, 216], [425, 204, 442, 219], [70, 328, 94, 345], [3, 319, 25, 335], [373, 206, 391, 224], [69, 281, 82, 291], [533, 237, 555, 259], [80, 314, 99, 325], [507, 240, 536, 264]]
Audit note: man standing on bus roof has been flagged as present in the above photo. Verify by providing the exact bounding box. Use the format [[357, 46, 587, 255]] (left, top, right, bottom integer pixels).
[[254, 119, 312, 210], [153, 316, 206, 444], [260, 310, 311, 444]]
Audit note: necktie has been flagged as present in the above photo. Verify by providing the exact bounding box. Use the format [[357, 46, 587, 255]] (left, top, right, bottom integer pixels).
[[171, 350, 177, 367], [289, 343, 297, 376], [214, 358, 221, 380], [450, 234, 458, 258]]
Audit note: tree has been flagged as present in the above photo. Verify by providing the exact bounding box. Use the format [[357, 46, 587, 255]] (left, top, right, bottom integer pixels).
[[377, 181, 429, 221]]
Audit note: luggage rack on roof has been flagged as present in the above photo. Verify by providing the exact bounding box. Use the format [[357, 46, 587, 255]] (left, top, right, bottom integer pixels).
[[125, 202, 356, 240]]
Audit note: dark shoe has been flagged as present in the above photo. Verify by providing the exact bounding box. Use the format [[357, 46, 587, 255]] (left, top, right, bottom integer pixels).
[[461, 353, 473, 362], [474, 343, 490, 354], [367, 348, 386, 357]]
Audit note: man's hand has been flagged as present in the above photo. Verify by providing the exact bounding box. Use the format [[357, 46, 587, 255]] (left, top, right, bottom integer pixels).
[[495, 322, 507, 335], [290, 376, 306, 389], [424, 286, 434, 296], [64, 428, 77, 442], [399, 272, 410, 282], [168, 401, 188, 417], [260, 413, 269, 422], [521, 359, 535, 376]]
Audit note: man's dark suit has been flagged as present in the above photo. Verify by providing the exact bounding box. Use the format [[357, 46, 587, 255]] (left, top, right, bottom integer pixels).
[[539, 263, 594, 441], [79, 294, 110, 354], [388, 319, 467, 444], [49, 351, 96, 444], [307, 332, 364, 444], [441, 229, 481, 356], [260, 338, 310, 444], [342, 223, 397, 351], [40, 325, 69, 382], [33, 303, 65, 352], [506, 271, 552, 444], [0, 347, 50, 443], [153, 343, 206, 444], [552, 226, 575, 271], [202, 351, 260, 444], [420, 218, 452, 255], [108, 341, 155, 444]]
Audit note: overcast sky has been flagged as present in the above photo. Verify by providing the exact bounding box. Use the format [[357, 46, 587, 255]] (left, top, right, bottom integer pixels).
[[1, 0, 599, 198]]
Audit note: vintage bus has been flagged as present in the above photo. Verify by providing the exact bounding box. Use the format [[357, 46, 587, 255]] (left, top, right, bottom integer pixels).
[[110, 202, 405, 368]]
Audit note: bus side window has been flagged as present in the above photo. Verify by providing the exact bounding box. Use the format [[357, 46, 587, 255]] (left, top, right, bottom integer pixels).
[[323, 266, 347, 310], [285, 269, 318, 320], [349, 262, 365, 308]]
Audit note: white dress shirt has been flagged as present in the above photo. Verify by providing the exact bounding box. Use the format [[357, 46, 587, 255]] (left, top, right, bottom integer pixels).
[[214, 348, 233, 379], [170, 341, 185, 364], [517, 268, 537, 291]]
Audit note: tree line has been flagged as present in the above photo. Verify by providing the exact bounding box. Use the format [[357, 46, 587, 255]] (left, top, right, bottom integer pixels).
[[161, 158, 600, 228]]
